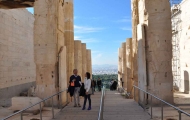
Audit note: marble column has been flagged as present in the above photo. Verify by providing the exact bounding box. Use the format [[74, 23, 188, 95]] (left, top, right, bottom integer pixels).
[[131, 0, 139, 102], [122, 43, 127, 89], [118, 48, 123, 87], [34, 0, 67, 106], [74, 40, 82, 79], [138, 0, 173, 104], [81, 43, 87, 81], [126, 38, 132, 93], [64, 0, 74, 85], [86, 49, 92, 78]]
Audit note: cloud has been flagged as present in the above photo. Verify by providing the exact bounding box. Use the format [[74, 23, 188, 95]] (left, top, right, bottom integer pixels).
[[120, 27, 132, 31], [74, 36, 100, 43], [74, 25, 104, 33], [116, 16, 131, 23]]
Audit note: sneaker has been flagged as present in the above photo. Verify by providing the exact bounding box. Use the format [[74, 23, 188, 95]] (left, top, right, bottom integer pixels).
[[88, 107, 91, 110], [74, 105, 77, 107], [82, 107, 85, 110], [78, 104, 81, 107]]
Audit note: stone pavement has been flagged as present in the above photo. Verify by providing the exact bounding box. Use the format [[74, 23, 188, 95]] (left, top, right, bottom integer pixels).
[[104, 91, 151, 120], [53, 92, 102, 120]]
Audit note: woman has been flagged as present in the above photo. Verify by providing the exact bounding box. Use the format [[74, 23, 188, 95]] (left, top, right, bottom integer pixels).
[[82, 72, 92, 110]]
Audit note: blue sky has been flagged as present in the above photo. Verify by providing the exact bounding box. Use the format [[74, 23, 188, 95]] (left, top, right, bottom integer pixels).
[[27, 0, 132, 65]]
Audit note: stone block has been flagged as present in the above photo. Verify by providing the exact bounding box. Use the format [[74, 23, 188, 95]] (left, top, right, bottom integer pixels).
[[11, 97, 44, 111]]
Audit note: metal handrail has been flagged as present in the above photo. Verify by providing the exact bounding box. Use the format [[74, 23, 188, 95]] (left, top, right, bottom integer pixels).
[[2, 89, 67, 120], [133, 85, 190, 120], [98, 86, 105, 120]]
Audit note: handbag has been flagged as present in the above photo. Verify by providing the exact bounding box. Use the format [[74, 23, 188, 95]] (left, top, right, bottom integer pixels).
[[88, 88, 92, 95], [71, 81, 75, 86]]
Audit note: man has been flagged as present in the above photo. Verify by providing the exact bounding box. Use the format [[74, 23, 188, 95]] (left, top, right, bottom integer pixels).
[[97, 78, 102, 92], [70, 69, 82, 107]]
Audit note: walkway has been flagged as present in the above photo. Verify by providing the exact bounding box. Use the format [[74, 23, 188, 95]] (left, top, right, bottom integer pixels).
[[104, 91, 150, 120], [54, 92, 102, 120]]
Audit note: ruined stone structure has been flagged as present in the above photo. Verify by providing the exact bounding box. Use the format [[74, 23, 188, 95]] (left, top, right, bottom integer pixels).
[[0, 9, 36, 106], [118, 48, 122, 87], [82, 43, 87, 81], [0, 0, 93, 107], [74, 40, 82, 79], [136, 0, 173, 104], [121, 43, 127, 89], [118, 0, 174, 105], [126, 38, 132, 93], [171, 0, 190, 93], [0, 0, 34, 9], [34, 0, 67, 106], [64, 0, 74, 85], [131, 0, 139, 101], [86, 49, 92, 78]]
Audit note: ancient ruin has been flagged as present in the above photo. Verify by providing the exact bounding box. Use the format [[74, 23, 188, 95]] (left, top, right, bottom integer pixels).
[[0, 0, 190, 119]]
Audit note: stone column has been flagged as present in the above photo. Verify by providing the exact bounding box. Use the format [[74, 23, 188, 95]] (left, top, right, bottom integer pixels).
[[131, 0, 139, 101], [118, 48, 123, 87], [82, 43, 87, 81], [122, 43, 127, 89], [138, 0, 173, 104], [86, 49, 92, 77], [34, 0, 67, 106], [126, 38, 132, 93], [74, 40, 82, 79], [64, 0, 74, 85]]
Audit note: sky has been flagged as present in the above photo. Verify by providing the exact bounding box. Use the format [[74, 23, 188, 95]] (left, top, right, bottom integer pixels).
[[27, 0, 132, 66]]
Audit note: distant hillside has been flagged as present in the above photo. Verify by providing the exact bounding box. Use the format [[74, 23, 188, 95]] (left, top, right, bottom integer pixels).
[[92, 64, 118, 75]]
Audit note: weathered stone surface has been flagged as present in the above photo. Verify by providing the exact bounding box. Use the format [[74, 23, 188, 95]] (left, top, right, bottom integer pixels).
[[34, 0, 66, 106], [0, 0, 34, 9], [74, 40, 82, 78], [64, 0, 74, 85], [138, 0, 173, 104], [171, 0, 190, 93], [137, 24, 147, 104], [86, 49, 92, 77], [126, 38, 132, 93], [118, 48, 122, 87], [81, 43, 87, 81], [121, 43, 127, 89], [0, 9, 36, 106], [131, 0, 139, 101], [11, 97, 44, 111]]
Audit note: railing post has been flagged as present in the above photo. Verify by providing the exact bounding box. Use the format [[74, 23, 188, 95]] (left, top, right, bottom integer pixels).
[[179, 111, 181, 120], [20, 112, 23, 120], [52, 97, 54, 119], [161, 102, 163, 120], [40, 102, 42, 120], [150, 96, 153, 119]]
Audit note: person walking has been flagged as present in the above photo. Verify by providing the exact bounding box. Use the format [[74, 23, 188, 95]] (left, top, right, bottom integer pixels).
[[97, 78, 102, 91], [82, 72, 92, 110], [70, 69, 82, 107]]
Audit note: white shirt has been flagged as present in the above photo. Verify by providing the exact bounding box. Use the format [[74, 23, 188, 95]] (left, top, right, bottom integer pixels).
[[84, 78, 91, 92]]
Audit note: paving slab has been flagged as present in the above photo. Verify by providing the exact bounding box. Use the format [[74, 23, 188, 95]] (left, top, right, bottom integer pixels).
[[103, 91, 151, 120], [53, 92, 102, 120]]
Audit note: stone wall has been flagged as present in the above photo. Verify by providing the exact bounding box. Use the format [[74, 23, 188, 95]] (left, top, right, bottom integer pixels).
[[0, 9, 35, 106], [172, 0, 190, 93], [138, 0, 173, 104]]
